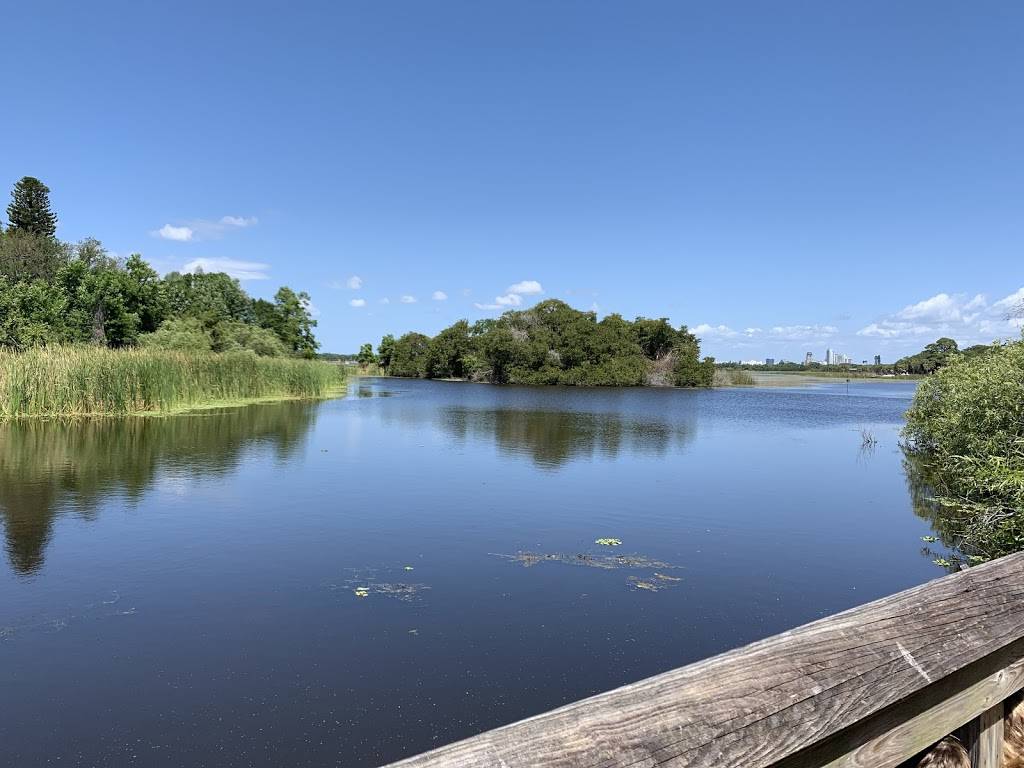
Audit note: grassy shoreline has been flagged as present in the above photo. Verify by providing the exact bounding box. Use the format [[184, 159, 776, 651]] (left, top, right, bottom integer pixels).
[[0, 346, 346, 418]]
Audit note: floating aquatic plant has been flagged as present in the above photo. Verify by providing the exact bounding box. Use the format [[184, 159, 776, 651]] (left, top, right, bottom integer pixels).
[[595, 538, 622, 547]]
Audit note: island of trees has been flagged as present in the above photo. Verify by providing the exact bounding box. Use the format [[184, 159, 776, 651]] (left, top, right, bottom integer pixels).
[[0, 176, 339, 417], [367, 300, 716, 387]]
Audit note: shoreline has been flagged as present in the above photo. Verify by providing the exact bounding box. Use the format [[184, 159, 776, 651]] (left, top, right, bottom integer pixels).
[[0, 387, 349, 421]]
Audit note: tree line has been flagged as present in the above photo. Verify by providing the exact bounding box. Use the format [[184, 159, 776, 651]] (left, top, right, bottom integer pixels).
[[363, 299, 715, 387], [0, 176, 319, 356]]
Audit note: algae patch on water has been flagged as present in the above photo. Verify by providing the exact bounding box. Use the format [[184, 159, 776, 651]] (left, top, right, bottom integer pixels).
[[492, 551, 677, 571], [327, 567, 431, 604], [491, 550, 683, 594], [595, 538, 622, 547]]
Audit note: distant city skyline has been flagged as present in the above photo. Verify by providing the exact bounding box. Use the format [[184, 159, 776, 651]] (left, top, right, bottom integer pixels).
[[2, 2, 1022, 356]]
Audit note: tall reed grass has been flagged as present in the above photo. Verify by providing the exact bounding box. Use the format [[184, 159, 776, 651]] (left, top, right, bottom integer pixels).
[[0, 346, 345, 417]]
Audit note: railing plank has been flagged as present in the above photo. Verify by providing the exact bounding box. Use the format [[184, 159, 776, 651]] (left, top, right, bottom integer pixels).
[[805, 642, 1024, 767], [382, 553, 1024, 768]]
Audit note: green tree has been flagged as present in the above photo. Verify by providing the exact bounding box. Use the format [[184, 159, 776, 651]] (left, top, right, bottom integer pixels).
[[138, 317, 212, 351], [212, 321, 287, 356], [377, 334, 396, 372], [6, 177, 58, 238], [0, 228, 70, 281], [426, 320, 472, 378], [389, 332, 431, 377], [633, 317, 677, 359], [357, 343, 376, 366], [273, 287, 319, 357], [0, 276, 69, 348]]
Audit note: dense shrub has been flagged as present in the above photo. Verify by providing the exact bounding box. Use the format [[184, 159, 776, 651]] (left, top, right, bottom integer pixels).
[[903, 340, 1024, 559]]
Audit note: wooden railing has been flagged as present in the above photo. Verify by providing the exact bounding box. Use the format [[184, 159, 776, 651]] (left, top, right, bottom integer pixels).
[[383, 552, 1024, 768]]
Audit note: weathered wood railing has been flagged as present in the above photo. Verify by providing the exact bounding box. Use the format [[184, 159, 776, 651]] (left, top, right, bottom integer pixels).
[[383, 552, 1024, 768]]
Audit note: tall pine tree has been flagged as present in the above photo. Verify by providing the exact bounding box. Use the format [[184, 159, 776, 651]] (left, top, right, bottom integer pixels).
[[7, 177, 58, 237]]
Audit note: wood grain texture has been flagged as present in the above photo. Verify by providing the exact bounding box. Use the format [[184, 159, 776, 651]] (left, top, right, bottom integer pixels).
[[973, 702, 1005, 768], [381, 553, 1024, 768], [804, 642, 1024, 768]]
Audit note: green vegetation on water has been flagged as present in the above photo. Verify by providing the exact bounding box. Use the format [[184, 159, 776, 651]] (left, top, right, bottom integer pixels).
[[369, 299, 715, 388], [0, 346, 344, 418], [903, 338, 1024, 562]]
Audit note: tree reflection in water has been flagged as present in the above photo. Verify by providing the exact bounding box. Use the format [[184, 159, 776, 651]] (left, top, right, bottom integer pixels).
[[0, 402, 317, 575]]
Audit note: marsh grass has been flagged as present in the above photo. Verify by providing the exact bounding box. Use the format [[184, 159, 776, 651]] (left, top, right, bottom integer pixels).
[[713, 369, 756, 386], [0, 346, 345, 418]]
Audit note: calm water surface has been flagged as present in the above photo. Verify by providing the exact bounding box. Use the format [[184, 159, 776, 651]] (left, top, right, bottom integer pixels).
[[1, 378, 943, 766]]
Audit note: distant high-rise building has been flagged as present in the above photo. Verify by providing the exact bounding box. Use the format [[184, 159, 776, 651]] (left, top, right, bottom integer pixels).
[[765, 358, 775, 366], [804, 352, 813, 366], [874, 355, 882, 366], [826, 349, 852, 365]]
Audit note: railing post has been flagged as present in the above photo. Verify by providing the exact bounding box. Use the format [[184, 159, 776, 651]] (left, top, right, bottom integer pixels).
[[967, 701, 1005, 768]]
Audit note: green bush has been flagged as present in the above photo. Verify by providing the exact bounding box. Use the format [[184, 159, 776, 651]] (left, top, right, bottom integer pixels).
[[903, 339, 1024, 559]]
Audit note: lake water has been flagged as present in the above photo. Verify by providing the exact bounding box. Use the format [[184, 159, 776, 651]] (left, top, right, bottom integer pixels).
[[0, 377, 943, 766]]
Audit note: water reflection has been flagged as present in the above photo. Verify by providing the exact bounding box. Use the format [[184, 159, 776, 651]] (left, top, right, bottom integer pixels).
[[0, 402, 317, 575], [903, 452, 969, 562], [438, 408, 694, 468]]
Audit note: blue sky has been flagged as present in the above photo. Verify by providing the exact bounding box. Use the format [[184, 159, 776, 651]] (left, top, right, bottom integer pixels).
[[2, 1, 1021, 360]]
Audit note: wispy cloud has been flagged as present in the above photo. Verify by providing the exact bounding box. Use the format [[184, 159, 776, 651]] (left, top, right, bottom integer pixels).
[[379, 297, 391, 305], [219, 215, 258, 229], [350, 298, 366, 308], [346, 275, 363, 290], [180, 258, 269, 280], [856, 290, 1022, 340], [432, 290, 448, 301], [400, 295, 417, 304], [768, 324, 839, 341], [152, 215, 258, 242]]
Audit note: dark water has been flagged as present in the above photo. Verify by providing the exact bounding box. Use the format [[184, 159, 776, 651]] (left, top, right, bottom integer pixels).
[[0, 378, 943, 766]]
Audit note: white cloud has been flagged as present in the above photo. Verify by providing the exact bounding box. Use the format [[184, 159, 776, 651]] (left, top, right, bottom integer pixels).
[[153, 215, 258, 242], [346, 275, 363, 290], [693, 323, 739, 338], [992, 288, 1024, 315], [507, 280, 543, 295], [474, 302, 502, 310], [495, 293, 522, 307], [180, 258, 269, 280], [857, 289, 1024, 341], [768, 324, 838, 340], [219, 215, 258, 228], [432, 290, 448, 301], [379, 297, 390, 304], [156, 224, 193, 242], [400, 295, 417, 304], [350, 298, 366, 308]]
